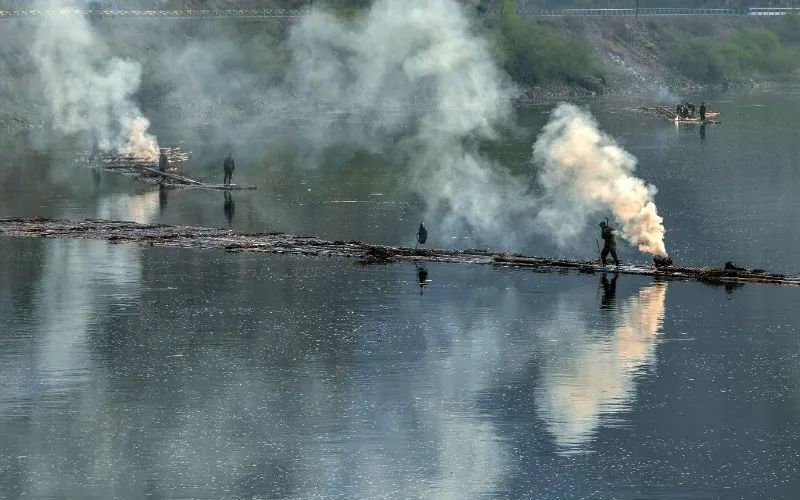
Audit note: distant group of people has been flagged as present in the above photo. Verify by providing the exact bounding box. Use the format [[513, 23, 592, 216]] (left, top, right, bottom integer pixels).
[[676, 101, 707, 121]]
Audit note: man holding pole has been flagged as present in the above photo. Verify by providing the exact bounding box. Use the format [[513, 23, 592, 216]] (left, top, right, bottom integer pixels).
[[598, 219, 620, 266]]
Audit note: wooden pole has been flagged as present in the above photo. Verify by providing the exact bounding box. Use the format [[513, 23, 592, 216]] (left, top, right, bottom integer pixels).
[[135, 165, 203, 185]]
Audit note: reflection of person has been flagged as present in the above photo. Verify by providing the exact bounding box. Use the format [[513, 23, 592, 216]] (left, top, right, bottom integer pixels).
[[415, 262, 428, 295], [600, 272, 618, 310], [159, 184, 168, 212], [223, 152, 235, 186], [699, 124, 706, 141], [599, 220, 620, 266], [223, 191, 235, 226]]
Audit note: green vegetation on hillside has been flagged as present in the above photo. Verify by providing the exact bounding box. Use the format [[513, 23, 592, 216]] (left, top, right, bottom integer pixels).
[[491, 0, 604, 88], [666, 14, 800, 81]]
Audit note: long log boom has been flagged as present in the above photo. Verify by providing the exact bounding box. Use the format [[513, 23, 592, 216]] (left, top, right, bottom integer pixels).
[[1, 217, 797, 287]]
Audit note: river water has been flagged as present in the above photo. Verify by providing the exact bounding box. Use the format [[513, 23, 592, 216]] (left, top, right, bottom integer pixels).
[[1, 88, 799, 498]]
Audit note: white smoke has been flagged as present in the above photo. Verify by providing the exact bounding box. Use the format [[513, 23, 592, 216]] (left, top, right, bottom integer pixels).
[[22, 0, 668, 257], [30, 2, 159, 161], [284, 0, 535, 248], [285, 2, 667, 256], [533, 104, 668, 257]]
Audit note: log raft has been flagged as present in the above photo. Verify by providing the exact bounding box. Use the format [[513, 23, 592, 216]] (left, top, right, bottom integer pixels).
[[75, 149, 257, 190], [1, 217, 797, 287], [639, 106, 721, 124]]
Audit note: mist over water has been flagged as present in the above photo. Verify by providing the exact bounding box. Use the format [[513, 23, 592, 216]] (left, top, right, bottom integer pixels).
[[281, 0, 531, 247], [4, 4, 800, 499], [24, 0, 667, 256], [279, 0, 667, 255]]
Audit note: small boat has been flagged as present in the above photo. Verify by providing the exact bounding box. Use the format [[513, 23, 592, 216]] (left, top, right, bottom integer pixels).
[[673, 116, 720, 125], [639, 106, 720, 124]]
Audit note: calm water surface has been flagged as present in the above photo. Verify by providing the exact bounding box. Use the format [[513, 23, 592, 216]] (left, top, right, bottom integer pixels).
[[1, 88, 800, 498]]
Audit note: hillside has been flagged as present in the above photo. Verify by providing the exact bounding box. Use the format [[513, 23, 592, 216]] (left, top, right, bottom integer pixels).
[[1, 7, 799, 131], [489, 13, 800, 101]]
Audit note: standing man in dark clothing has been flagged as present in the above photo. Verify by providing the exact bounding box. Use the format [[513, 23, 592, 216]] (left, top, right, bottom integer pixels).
[[158, 149, 168, 173], [416, 222, 427, 249], [599, 220, 620, 266], [699, 102, 707, 121], [223, 152, 235, 186]]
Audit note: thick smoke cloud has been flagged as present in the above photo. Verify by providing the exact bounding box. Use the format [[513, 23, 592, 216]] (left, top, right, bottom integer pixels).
[[31, 1, 159, 161], [23, 0, 668, 256], [533, 104, 667, 256], [282, 0, 537, 248], [282, 1, 667, 255]]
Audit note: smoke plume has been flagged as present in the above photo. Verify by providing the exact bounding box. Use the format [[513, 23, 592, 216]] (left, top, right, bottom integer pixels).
[[533, 104, 667, 257], [283, 2, 666, 256], [31, 2, 159, 161], [21, 0, 667, 258], [282, 0, 534, 247]]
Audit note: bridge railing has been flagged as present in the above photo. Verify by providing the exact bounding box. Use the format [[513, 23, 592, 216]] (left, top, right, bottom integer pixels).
[[0, 9, 310, 19], [0, 6, 798, 19], [504, 7, 742, 17], [748, 7, 800, 15]]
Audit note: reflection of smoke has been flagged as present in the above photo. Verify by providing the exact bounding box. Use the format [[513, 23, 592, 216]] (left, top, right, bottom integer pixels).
[[533, 104, 667, 256], [96, 190, 161, 224], [536, 282, 668, 452], [283, 0, 531, 247], [31, 1, 159, 161]]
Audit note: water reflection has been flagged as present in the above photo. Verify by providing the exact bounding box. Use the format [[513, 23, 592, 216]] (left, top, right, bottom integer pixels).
[[159, 184, 168, 212], [223, 191, 235, 226], [415, 262, 429, 294], [536, 281, 668, 453], [1, 240, 141, 413], [600, 272, 618, 310], [700, 123, 706, 141], [96, 190, 160, 224]]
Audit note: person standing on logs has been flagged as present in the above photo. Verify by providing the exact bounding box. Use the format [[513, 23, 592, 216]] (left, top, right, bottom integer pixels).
[[699, 102, 707, 122], [158, 149, 168, 173], [416, 222, 428, 249], [223, 152, 235, 186], [599, 219, 620, 266]]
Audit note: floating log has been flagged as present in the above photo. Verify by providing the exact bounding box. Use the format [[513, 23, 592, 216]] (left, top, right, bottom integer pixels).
[[137, 165, 202, 185], [172, 183, 258, 191], [75, 149, 257, 190], [0, 217, 797, 287]]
